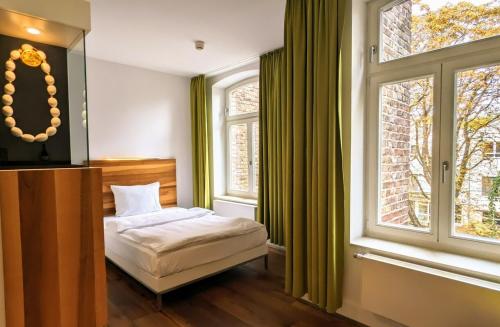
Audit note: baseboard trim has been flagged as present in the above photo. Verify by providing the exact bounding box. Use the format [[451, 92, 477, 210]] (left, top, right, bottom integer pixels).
[[267, 241, 285, 255]]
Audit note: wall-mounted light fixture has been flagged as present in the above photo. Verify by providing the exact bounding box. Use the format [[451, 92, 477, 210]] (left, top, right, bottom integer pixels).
[[26, 27, 41, 35]]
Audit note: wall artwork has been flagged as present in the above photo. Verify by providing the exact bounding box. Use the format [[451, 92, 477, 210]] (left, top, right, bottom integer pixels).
[[0, 34, 71, 165], [3, 43, 61, 143]]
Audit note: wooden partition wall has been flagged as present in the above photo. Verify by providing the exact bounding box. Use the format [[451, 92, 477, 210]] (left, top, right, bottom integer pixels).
[[0, 168, 107, 327]]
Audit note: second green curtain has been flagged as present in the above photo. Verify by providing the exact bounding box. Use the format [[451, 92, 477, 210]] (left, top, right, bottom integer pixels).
[[258, 49, 285, 245], [190, 75, 212, 209], [283, 0, 345, 313], [258, 0, 345, 312], [192, 0, 345, 312]]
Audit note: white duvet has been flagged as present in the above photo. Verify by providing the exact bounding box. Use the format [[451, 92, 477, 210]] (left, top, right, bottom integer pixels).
[[105, 207, 266, 254]]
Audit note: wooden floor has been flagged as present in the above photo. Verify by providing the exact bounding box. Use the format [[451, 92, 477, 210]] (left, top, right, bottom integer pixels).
[[107, 251, 361, 327]]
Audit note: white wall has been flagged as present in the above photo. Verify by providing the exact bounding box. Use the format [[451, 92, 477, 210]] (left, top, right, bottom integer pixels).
[[86, 58, 193, 207]]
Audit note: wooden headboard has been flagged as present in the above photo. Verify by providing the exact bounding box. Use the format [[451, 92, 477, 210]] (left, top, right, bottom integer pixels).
[[89, 159, 177, 216]]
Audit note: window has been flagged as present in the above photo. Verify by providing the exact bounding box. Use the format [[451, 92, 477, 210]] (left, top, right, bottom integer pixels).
[[483, 141, 500, 158], [451, 64, 500, 244], [379, 76, 434, 232], [482, 211, 500, 226], [225, 78, 259, 198], [379, 0, 500, 63], [367, 0, 500, 260], [482, 176, 495, 196], [412, 200, 431, 226]]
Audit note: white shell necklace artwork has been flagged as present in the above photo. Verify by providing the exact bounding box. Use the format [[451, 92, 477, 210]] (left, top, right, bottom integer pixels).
[[2, 43, 60, 143]]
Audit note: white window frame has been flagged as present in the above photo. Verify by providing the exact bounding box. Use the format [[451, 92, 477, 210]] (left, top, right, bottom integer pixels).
[[439, 52, 500, 260], [366, 0, 500, 261], [366, 64, 442, 248], [225, 77, 259, 199], [484, 141, 500, 158]]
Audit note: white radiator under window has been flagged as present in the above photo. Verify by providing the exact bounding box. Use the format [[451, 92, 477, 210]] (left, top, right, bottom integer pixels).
[[213, 199, 256, 219], [357, 253, 500, 327]]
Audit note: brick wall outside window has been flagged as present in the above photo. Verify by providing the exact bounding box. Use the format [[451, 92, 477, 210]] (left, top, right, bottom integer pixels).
[[380, 0, 414, 226], [228, 82, 259, 116]]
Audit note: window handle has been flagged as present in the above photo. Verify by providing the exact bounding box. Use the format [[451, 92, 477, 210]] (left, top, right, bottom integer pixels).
[[369, 45, 377, 63], [441, 161, 449, 183]]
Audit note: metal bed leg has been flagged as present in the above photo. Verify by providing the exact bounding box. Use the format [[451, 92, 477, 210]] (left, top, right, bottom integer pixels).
[[264, 255, 269, 270], [155, 293, 163, 311]]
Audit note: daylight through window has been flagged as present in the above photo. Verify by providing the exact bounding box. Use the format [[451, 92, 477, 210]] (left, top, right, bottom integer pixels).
[[367, 0, 500, 258], [226, 79, 259, 198]]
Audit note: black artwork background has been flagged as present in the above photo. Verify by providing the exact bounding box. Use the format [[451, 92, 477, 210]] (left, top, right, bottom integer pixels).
[[0, 34, 70, 166]]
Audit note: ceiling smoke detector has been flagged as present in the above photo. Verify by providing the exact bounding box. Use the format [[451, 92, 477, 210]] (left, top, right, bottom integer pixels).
[[195, 40, 205, 51]]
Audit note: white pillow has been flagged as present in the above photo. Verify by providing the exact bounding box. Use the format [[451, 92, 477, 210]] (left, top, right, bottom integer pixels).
[[111, 182, 162, 217]]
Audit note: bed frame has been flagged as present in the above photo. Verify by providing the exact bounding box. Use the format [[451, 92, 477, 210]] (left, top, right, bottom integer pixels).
[[90, 158, 268, 309]]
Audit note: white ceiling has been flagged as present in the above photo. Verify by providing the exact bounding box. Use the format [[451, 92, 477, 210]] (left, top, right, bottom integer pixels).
[[85, 0, 286, 76]]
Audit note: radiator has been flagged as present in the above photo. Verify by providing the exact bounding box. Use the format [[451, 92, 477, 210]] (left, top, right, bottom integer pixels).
[[213, 199, 256, 219], [355, 253, 500, 327]]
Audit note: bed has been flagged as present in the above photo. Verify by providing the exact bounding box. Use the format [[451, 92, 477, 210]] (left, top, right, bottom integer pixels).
[[90, 159, 268, 309]]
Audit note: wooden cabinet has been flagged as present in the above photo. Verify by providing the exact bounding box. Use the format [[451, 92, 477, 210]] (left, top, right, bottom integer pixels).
[[0, 168, 107, 327]]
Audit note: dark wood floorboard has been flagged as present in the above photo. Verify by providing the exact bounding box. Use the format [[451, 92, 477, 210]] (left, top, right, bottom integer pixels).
[[107, 251, 360, 327]]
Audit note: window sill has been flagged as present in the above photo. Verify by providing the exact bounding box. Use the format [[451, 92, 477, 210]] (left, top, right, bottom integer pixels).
[[213, 195, 257, 206], [351, 237, 500, 285]]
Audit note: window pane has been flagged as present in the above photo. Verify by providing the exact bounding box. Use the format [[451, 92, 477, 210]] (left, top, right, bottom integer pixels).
[[252, 121, 259, 192], [379, 76, 434, 231], [228, 81, 259, 116], [229, 123, 249, 192], [483, 141, 495, 158], [381, 1, 500, 62], [453, 64, 500, 242]]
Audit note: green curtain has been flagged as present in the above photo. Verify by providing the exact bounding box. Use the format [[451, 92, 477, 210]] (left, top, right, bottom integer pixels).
[[284, 0, 345, 313], [190, 75, 212, 209], [258, 49, 285, 246]]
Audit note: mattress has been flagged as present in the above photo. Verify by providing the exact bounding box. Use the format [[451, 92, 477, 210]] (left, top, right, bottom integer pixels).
[[104, 215, 268, 278]]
